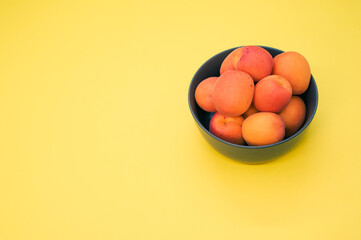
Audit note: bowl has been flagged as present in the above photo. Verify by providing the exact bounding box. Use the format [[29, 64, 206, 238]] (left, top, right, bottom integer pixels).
[[188, 46, 318, 164]]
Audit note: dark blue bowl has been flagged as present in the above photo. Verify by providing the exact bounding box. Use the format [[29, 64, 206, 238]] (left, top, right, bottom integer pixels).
[[188, 46, 318, 164]]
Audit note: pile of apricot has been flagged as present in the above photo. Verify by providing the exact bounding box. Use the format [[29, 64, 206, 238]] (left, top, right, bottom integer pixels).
[[195, 45, 311, 146]]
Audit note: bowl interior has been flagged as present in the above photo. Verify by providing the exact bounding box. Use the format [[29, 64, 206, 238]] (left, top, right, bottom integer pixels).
[[188, 46, 318, 149]]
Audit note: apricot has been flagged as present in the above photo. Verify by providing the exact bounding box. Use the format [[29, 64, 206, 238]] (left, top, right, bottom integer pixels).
[[220, 46, 273, 82], [253, 75, 292, 113], [220, 47, 245, 75], [278, 96, 306, 138], [242, 103, 258, 119], [242, 112, 285, 146], [195, 77, 218, 112], [209, 112, 245, 145], [273, 51, 311, 95], [213, 70, 254, 117]]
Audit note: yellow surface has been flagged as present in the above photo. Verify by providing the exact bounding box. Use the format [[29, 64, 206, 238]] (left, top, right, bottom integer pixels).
[[1, 0, 361, 239]]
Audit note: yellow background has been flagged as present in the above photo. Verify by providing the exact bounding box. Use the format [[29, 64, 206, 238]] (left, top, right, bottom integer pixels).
[[1, 0, 361, 239]]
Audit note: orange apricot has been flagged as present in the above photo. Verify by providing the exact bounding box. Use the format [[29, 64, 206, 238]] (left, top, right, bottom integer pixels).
[[209, 112, 245, 145], [220, 46, 273, 82], [253, 75, 292, 113], [242, 103, 258, 119], [213, 70, 254, 117], [278, 96, 306, 138], [272, 51, 311, 95], [242, 112, 285, 146], [195, 77, 217, 112]]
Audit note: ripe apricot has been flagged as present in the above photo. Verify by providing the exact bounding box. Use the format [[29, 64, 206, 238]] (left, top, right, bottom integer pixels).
[[242, 103, 258, 119], [209, 112, 245, 145], [278, 96, 306, 138], [273, 51, 311, 95], [253, 75, 292, 113], [195, 77, 217, 112], [220, 46, 273, 82], [213, 70, 254, 117], [242, 112, 285, 146]]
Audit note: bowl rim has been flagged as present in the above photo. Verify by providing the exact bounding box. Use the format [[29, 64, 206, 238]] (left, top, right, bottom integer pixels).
[[188, 45, 319, 149]]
